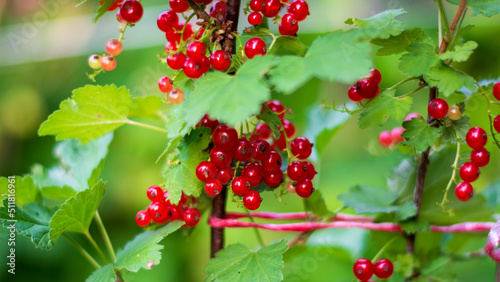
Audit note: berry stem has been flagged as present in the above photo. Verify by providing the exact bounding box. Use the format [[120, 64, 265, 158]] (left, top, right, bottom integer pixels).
[[397, 85, 426, 99], [244, 208, 266, 246], [62, 233, 101, 269], [184, 0, 212, 21], [437, 0, 451, 42], [118, 23, 129, 42], [372, 235, 401, 263], [476, 83, 500, 149], [84, 231, 111, 264], [94, 211, 117, 262], [438, 130, 461, 213], [126, 119, 168, 133], [387, 77, 418, 91], [180, 12, 197, 45], [226, 211, 374, 221]]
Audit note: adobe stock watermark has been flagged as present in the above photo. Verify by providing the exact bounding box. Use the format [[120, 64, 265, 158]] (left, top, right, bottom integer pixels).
[[8, 0, 71, 54], [5, 176, 17, 275]]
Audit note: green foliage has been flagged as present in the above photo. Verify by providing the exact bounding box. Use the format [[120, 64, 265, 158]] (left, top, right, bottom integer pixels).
[[94, 0, 116, 22], [446, 0, 500, 17], [399, 43, 440, 77], [258, 111, 282, 139], [129, 96, 164, 119], [304, 107, 350, 157], [358, 91, 412, 129], [0, 175, 41, 208], [163, 128, 211, 204], [206, 240, 288, 282], [440, 116, 471, 144], [372, 27, 432, 56], [303, 190, 333, 218], [39, 85, 131, 144], [423, 63, 476, 97], [439, 41, 478, 63], [345, 9, 406, 39], [402, 117, 442, 152]]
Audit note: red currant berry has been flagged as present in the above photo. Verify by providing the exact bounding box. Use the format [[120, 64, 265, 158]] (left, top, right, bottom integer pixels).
[[169, 88, 185, 105], [278, 23, 298, 36], [262, 151, 282, 172], [183, 208, 201, 226], [186, 41, 207, 62], [255, 123, 271, 140], [166, 204, 184, 221], [263, 100, 286, 120], [288, 0, 309, 21], [205, 179, 223, 196], [210, 1, 227, 21], [248, 12, 263, 26], [158, 76, 174, 93], [428, 98, 449, 120], [276, 133, 287, 151], [348, 86, 364, 102], [245, 38, 267, 59], [459, 162, 480, 182], [234, 138, 255, 162], [170, 0, 190, 13], [196, 161, 217, 182], [369, 68, 382, 85], [262, 0, 281, 18], [183, 58, 205, 79], [210, 147, 233, 168], [447, 105, 462, 120], [455, 182, 474, 202], [252, 139, 271, 161], [195, 28, 205, 40], [242, 162, 265, 187], [105, 39, 123, 56], [374, 259, 394, 279], [165, 41, 178, 53], [287, 161, 307, 181], [216, 166, 234, 185], [356, 78, 379, 99], [378, 130, 392, 148], [148, 202, 169, 223], [135, 210, 151, 227], [471, 148, 490, 167], [147, 185, 164, 202], [157, 10, 179, 32], [213, 125, 239, 150], [210, 50, 231, 71], [303, 161, 316, 180], [116, 9, 124, 22], [282, 120, 295, 138], [101, 56, 117, 71], [281, 13, 298, 31], [493, 82, 500, 101], [494, 115, 500, 134], [250, 0, 264, 12], [295, 179, 314, 198], [353, 258, 374, 281], [465, 127, 487, 149], [290, 137, 312, 159], [391, 127, 405, 144], [405, 112, 420, 121], [120, 0, 143, 23], [232, 176, 251, 195], [243, 190, 262, 210], [198, 114, 219, 133], [167, 52, 187, 70], [263, 169, 283, 187]]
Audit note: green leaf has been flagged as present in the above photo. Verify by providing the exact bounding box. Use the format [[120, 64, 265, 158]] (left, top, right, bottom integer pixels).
[[129, 96, 164, 119], [0, 176, 41, 208], [483, 180, 500, 210], [439, 41, 478, 63], [163, 128, 211, 204], [423, 63, 476, 97], [86, 264, 115, 282], [49, 181, 106, 242], [358, 91, 412, 129], [387, 158, 417, 201], [269, 31, 372, 94], [269, 35, 308, 56], [371, 27, 432, 56], [441, 116, 470, 144], [401, 117, 441, 152], [41, 185, 77, 200], [446, 0, 500, 17], [303, 190, 333, 218], [39, 85, 131, 144], [0, 201, 55, 249], [394, 253, 420, 278], [206, 240, 288, 282], [184, 56, 274, 126], [258, 111, 282, 139], [94, 0, 116, 22], [345, 9, 406, 39], [399, 219, 430, 234], [399, 43, 439, 77]]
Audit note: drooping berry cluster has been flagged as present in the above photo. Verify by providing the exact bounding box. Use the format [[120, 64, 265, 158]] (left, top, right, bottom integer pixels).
[[348, 69, 382, 102], [378, 112, 420, 148], [135, 185, 201, 227], [492, 82, 500, 134], [353, 258, 394, 281], [246, 0, 310, 36]]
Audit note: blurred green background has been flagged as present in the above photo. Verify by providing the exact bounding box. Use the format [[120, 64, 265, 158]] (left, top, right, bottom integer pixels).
[[1, 0, 500, 281]]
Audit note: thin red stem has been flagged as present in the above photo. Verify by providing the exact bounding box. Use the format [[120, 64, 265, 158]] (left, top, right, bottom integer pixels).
[[226, 211, 374, 222]]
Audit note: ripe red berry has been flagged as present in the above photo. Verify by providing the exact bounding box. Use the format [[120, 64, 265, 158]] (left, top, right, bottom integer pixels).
[[455, 182, 474, 202], [135, 210, 151, 227], [101, 56, 117, 71], [170, 0, 190, 13], [282, 120, 296, 138], [210, 147, 233, 168], [186, 41, 207, 62], [250, 0, 264, 12], [157, 10, 179, 32], [105, 39, 123, 56], [347, 86, 364, 102], [243, 190, 262, 210], [287, 161, 307, 181], [148, 202, 169, 223], [166, 204, 183, 221], [252, 139, 271, 161], [290, 137, 312, 159], [183, 208, 201, 227], [169, 89, 185, 105], [459, 162, 480, 182], [262, 0, 281, 18], [158, 76, 174, 93], [232, 176, 251, 195], [353, 258, 374, 281], [165, 41, 178, 53], [356, 78, 379, 99], [120, 0, 143, 23], [196, 161, 217, 182], [465, 127, 487, 149], [276, 133, 286, 151], [493, 82, 500, 101], [213, 125, 239, 150], [147, 185, 164, 202], [210, 50, 231, 71], [391, 127, 405, 144], [198, 114, 219, 133], [369, 68, 382, 85], [281, 13, 298, 31], [183, 58, 205, 79], [494, 115, 500, 134], [210, 1, 227, 21], [242, 162, 265, 187], [278, 23, 298, 36], [216, 166, 234, 185], [288, 0, 309, 21], [245, 38, 267, 59], [205, 179, 223, 196], [248, 12, 263, 26], [295, 179, 314, 198], [255, 123, 272, 140], [428, 98, 449, 119], [167, 52, 187, 70], [471, 148, 490, 167], [378, 130, 392, 148], [303, 161, 316, 180], [195, 28, 205, 40], [374, 259, 394, 279], [263, 169, 283, 187], [263, 100, 286, 119], [262, 151, 282, 172]]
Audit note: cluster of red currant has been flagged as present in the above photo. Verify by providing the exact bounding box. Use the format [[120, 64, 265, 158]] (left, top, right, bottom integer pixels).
[[353, 258, 394, 281], [135, 185, 201, 227], [492, 82, 500, 134], [246, 0, 309, 36], [347, 69, 382, 102], [195, 100, 316, 210]]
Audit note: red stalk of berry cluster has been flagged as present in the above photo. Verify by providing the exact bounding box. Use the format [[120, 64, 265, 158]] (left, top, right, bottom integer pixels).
[[226, 211, 375, 222]]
